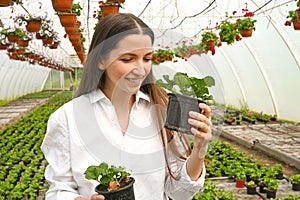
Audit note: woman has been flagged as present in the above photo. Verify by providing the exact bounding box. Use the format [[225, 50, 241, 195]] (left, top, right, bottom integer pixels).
[[41, 13, 212, 200]]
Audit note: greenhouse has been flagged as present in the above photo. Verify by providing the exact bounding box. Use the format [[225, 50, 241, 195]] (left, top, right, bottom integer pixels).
[[0, 0, 300, 199]]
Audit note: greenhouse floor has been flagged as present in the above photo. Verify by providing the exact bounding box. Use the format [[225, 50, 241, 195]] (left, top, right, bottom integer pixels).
[[0, 98, 50, 130], [211, 105, 300, 172]]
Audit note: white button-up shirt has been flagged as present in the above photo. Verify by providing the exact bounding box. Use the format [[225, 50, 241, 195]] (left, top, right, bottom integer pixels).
[[41, 89, 205, 200]]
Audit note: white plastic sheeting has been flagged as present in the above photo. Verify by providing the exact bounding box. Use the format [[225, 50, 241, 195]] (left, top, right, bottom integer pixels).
[[0, 0, 299, 121], [0, 53, 50, 99], [131, 0, 300, 121]]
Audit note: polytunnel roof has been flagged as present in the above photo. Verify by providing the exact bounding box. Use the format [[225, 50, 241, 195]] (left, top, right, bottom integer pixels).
[[0, 0, 300, 121]]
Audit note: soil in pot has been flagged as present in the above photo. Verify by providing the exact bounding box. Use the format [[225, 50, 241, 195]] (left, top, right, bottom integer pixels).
[[95, 177, 135, 200], [164, 93, 204, 134]]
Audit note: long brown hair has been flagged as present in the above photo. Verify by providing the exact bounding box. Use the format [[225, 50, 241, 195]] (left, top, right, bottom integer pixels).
[[75, 13, 191, 179]]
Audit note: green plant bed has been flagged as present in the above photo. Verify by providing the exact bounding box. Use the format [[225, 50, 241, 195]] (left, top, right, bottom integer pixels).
[[19, 90, 59, 99], [0, 91, 73, 199], [0, 99, 9, 106], [191, 180, 238, 200]]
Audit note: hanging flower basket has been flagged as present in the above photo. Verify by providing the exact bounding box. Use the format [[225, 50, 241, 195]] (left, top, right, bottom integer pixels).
[[7, 35, 19, 43], [9, 53, 19, 60], [26, 20, 42, 32], [239, 27, 253, 37], [100, 4, 120, 17], [49, 41, 59, 49], [58, 13, 77, 27], [7, 47, 15, 53], [42, 37, 54, 45], [74, 45, 83, 52], [292, 20, 300, 30], [71, 39, 82, 47], [205, 40, 216, 49], [0, 0, 11, 7], [0, 44, 7, 50], [107, 0, 125, 3], [36, 32, 45, 40], [18, 39, 29, 47], [297, 9, 300, 21], [51, 0, 73, 12], [69, 32, 81, 43], [65, 25, 79, 34], [16, 48, 25, 55]]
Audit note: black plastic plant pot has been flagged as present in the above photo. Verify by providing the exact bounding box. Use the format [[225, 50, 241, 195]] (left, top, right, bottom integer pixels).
[[292, 183, 300, 191], [258, 183, 266, 193], [164, 93, 204, 135], [246, 186, 257, 195], [95, 178, 135, 200], [266, 189, 277, 199]]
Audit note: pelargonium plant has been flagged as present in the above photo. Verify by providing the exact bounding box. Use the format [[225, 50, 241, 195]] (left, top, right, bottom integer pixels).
[[85, 162, 132, 192], [152, 48, 175, 65]]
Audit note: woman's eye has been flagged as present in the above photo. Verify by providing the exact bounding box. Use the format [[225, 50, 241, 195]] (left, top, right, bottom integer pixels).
[[121, 58, 132, 62], [144, 57, 152, 62]]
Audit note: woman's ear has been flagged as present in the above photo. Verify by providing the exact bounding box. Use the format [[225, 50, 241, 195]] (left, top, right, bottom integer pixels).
[[98, 60, 105, 70]]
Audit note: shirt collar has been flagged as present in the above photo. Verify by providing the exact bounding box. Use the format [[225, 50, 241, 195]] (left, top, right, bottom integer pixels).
[[89, 89, 150, 104]]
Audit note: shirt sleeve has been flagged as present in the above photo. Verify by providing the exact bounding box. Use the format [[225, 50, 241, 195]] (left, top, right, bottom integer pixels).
[[164, 159, 205, 200], [41, 108, 82, 200]]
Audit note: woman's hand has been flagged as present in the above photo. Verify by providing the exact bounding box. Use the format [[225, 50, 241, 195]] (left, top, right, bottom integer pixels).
[[75, 194, 105, 200], [188, 102, 212, 158]]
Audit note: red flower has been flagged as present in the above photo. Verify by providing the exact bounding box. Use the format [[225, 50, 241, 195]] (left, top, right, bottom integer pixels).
[[76, 21, 81, 26], [160, 54, 165, 58], [244, 12, 254, 17], [166, 54, 171, 60], [242, 8, 249, 12], [93, 14, 96, 18], [173, 60, 178, 63], [217, 41, 222, 47], [284, 21, 292, 26], [152, 55, 157, 61], [232, 11, 237, 15], [209, 48, 215, 55], [235, 34, 242, 41], [63, 33, 68, 38]]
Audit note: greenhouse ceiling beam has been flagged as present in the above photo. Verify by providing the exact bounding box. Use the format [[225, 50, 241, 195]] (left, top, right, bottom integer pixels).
[[242, 39, 279, 117], [218, 48, 247, 104]]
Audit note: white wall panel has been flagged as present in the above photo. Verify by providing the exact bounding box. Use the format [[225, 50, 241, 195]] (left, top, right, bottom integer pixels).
[[0, 53, 50, 100]]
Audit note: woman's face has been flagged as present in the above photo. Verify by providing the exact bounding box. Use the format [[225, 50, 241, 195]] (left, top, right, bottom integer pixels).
[[100, 34, 153, 96]]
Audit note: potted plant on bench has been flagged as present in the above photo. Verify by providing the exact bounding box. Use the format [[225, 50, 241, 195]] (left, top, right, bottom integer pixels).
[[290, 174, 300, 191]]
